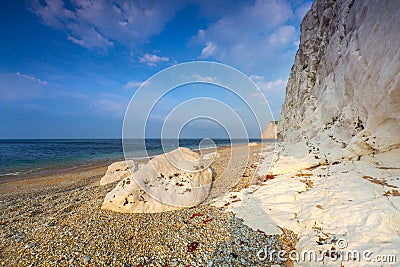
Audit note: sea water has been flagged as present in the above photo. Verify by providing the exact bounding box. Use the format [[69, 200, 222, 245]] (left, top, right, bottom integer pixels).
[[0, 139, 263, 177]]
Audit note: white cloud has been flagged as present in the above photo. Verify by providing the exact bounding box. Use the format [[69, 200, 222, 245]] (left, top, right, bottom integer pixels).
[[94, 93, 129, 117], [251, 92, 264, 99], [0, 72, 48, 101], [249, 74, 263, 81], [125, 80, 143, 89], [139, 53, 169, 66], [15, 72, 48, 85], [250, 75, 287, 92], [262, 79, 287, 91], [268, 25, 296, 45], [191, 74, 217, 83], [249, 75, 287, 120], [95, 99, 125, 115], [119, 21, 128, 27], [201, 42, 217, 58], [191, 0, 300, 73], [30, 0, 183, 49], [67, 27, 114, 49], [67, 36, 85, 46]]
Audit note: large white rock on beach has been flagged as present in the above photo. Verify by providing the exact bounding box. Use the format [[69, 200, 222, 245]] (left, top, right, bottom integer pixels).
[[99, 160, 135, 186], [101, 147, 213, 213]]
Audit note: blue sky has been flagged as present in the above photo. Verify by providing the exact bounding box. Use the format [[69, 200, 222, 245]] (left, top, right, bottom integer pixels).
[[0, 0, 312, 138]]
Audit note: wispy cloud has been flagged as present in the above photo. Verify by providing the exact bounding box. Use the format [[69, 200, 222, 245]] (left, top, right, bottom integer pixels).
[[139, 53, 169, 66], [249, 74, 287, 120], [15, 72, 48, 85], [250, 75, 287, 92], [0, 72, 48, 101], [66, 32, 114, 48], [268, 25, 296, 45], [67, 36, 85, 46], [124, 80, 143, 89], [191, 0, 301, 72], [95, 99, 125, 115], [191, 74, 217, 83], [0, 72, 92, 104], [93, 93, 129, 118], [200, 41, 217, 58], [30, 0, 183, 50]]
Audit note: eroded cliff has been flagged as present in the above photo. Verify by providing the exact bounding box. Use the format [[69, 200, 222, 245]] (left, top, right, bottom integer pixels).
[[278, 0, 400, 161], [214, 2, 400, 264], [262, 121, 278, 139]]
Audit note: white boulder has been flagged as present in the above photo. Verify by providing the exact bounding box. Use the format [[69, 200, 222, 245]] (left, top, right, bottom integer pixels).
[[101, 147, 213, 213]]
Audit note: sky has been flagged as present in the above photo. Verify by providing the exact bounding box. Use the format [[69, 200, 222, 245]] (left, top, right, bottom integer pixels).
[[0, 0, 312, 139]]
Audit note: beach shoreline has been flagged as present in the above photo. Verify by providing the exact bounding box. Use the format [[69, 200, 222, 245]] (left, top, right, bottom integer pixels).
[[0, 142, 274, 194], [0, 140, 270, 185]]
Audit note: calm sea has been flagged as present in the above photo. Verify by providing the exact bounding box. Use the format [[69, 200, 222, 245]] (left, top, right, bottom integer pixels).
[[0, 139, 263, 177]]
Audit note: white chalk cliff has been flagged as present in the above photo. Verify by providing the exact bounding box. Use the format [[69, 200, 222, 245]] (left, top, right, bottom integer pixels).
[[278, 0, 400, 162], [214, 1, 400, 266], [261, 121, 278, 140]]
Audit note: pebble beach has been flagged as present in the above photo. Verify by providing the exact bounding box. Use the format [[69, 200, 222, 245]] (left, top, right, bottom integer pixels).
[[0, 144, 297, 267]]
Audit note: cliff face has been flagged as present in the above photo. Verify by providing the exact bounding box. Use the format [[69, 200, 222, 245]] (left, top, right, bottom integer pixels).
[[262, 121, 278, 139], [278, 0, 400, 159], [223, 1, 400, 257]]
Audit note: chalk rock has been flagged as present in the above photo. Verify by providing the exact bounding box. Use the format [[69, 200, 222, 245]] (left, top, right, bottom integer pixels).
[[99, 160, 135, 186], [262, 121, 278, 140], [101, 147, 213, 213], [278, 0, 400, 161]]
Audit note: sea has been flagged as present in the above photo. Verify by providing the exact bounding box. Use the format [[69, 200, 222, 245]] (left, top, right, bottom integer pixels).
[[0, 139, 264, 178]]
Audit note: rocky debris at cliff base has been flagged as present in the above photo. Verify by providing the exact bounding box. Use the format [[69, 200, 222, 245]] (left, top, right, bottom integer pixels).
[[261, 0, 400, 264], [214, 146, 400, 266]]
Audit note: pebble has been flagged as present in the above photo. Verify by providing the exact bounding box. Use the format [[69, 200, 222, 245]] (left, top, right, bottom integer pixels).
[[83, 256, 91, 264]]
